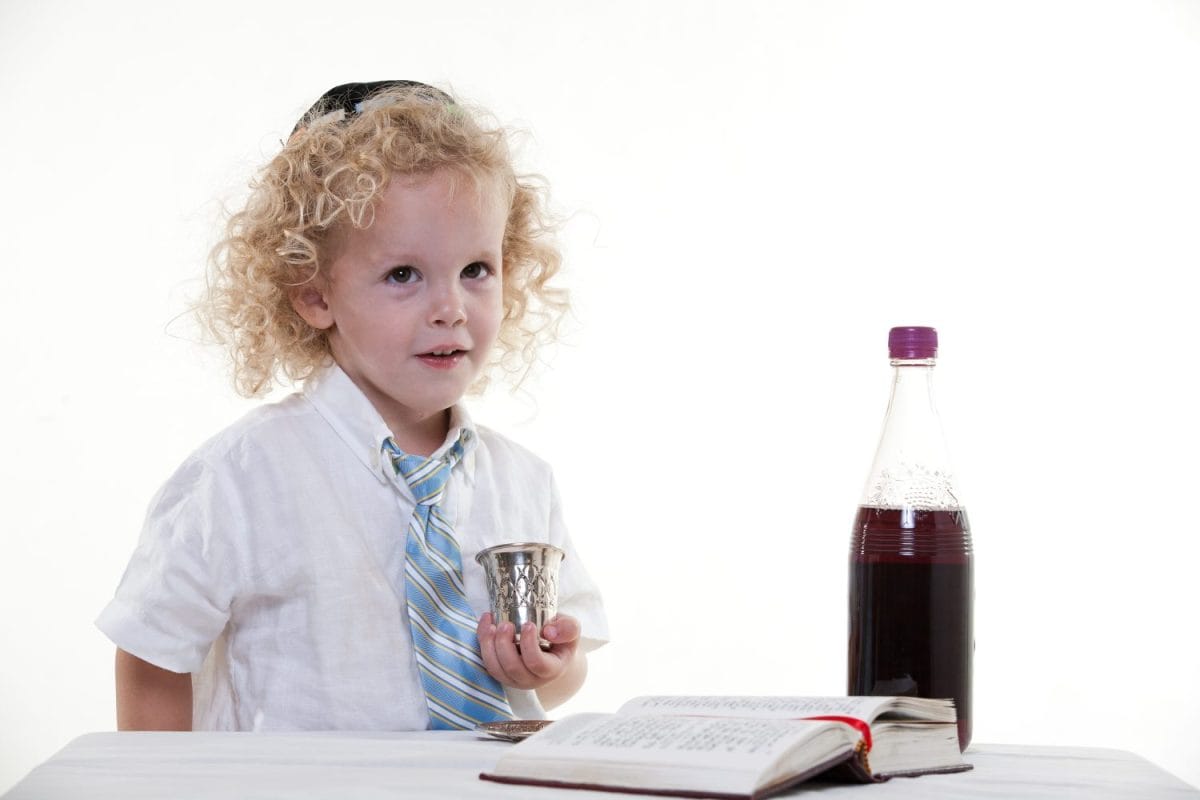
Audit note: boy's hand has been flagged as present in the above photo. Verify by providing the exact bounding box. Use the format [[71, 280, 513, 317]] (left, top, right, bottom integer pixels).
[[476, 612, 580, 692]]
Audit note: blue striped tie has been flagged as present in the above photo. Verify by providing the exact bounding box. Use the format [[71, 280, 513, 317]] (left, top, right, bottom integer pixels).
[[383, 434, 512, 730]]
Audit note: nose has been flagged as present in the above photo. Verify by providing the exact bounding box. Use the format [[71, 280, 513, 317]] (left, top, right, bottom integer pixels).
[[429, 280, 466, 327]]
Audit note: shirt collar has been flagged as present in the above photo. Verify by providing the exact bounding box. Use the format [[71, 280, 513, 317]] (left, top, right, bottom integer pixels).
[[303, 364, 478, 485]]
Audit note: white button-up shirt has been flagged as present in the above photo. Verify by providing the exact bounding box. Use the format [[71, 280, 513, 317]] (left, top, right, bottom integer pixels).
[[96, 365, 608, 729]]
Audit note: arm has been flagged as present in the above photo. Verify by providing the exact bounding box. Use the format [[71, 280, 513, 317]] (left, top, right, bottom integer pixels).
[[115, 648, 193, 730], [477, 613, 588, 710]]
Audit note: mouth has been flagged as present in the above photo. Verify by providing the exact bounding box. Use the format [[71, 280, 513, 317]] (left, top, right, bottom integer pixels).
[[416, 347, 468, 369]]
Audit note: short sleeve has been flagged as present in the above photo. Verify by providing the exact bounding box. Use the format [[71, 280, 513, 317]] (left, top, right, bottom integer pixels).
[[546, 471, 610, 655], [95, 454, 244, 673]]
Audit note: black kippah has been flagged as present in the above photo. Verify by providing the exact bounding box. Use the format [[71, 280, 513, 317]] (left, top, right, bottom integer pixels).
[[291, 80, 453, 135]]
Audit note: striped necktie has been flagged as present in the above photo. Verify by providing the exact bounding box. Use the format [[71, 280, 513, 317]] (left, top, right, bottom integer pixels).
[[383, 433, 512, 729]]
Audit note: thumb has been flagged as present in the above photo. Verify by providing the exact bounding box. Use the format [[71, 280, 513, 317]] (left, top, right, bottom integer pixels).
[[542, 614, 580, 644]]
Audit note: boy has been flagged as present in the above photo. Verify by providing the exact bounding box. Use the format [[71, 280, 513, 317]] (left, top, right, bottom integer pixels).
[[98, 81, 608, 731]]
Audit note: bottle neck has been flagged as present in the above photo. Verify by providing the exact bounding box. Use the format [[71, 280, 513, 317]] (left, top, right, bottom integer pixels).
[[885, 359, 939, 422], [859, 358, 962, 509]]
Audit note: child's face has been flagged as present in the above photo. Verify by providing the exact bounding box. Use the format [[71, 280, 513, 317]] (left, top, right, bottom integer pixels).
[[293, 169, 507, 433]]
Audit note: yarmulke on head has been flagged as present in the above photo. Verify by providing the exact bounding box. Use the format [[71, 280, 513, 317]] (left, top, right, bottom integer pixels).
[[291, 80, 454, 136]]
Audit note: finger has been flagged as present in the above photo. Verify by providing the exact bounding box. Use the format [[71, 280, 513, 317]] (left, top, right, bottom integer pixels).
[[494, 622, 534, 686], [518, 623, 564, 680], [476, 614, 505, 681]]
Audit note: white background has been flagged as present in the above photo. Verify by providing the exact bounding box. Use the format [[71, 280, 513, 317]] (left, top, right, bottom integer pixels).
[[2, 0, 1198, 793]]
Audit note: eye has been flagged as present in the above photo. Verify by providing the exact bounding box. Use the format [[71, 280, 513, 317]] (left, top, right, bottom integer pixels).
[[386, 266, 418, 284], [462, 262, 492, 280]]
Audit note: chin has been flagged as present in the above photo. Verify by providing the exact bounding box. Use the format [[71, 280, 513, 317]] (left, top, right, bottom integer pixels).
[[408, 392, 468, 417]]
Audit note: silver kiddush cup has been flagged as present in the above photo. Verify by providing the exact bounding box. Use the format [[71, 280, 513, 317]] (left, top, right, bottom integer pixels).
[[475, 543, 565, 650]]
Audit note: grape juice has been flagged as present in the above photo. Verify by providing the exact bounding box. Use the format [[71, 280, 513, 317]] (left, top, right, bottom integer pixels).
[[848, 506, 973, 750]]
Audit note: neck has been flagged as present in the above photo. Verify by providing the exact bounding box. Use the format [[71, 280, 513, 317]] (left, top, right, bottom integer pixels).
[[387, 408, 452, 457], [330, 362, 454, 457]]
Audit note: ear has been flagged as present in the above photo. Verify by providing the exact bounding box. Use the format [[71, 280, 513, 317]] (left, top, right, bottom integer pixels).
[[289, 282, 335, 330]]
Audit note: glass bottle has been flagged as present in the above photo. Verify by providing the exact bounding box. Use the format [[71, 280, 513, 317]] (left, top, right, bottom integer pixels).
[[847, 326, 974, 750]]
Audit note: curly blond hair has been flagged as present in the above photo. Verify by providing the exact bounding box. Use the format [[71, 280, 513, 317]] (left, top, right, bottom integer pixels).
[[200, 84, 567, 397]]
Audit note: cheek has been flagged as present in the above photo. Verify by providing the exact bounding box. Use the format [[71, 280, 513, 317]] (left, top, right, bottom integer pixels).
[[478, 284, 505, 329], [339, 308, 411, 352]]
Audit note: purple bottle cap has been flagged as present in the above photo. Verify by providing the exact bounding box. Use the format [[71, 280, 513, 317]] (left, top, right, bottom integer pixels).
[[888, 326, 938, 359]]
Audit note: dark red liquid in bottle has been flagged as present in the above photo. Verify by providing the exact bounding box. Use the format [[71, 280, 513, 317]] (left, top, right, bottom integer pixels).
[[848, 506, 973, 750]]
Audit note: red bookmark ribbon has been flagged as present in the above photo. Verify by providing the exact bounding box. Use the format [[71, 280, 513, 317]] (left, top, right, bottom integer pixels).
[[802, 716, 873, 751]]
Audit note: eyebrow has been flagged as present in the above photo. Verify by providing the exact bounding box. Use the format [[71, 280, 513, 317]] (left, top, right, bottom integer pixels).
[[372, 249, 502, 268]]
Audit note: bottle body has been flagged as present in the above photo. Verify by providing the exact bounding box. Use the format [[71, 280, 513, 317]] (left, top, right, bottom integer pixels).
[[848, 506, 973, 750], [848, 327, 973, 751]]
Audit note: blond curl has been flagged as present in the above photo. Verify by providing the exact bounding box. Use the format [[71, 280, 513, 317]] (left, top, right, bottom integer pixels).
[[199, 85, 567, 397]]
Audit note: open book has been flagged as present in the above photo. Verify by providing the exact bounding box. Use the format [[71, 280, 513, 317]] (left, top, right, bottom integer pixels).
[[480, 696, 971, 800]]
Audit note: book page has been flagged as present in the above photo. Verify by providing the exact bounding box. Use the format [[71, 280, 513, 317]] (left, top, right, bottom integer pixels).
[[616, 695, 896, 722], [510, 712, 843, 769]]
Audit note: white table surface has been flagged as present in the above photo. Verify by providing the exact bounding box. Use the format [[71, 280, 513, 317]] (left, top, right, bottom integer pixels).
[[4, 732, 1197, 799]]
